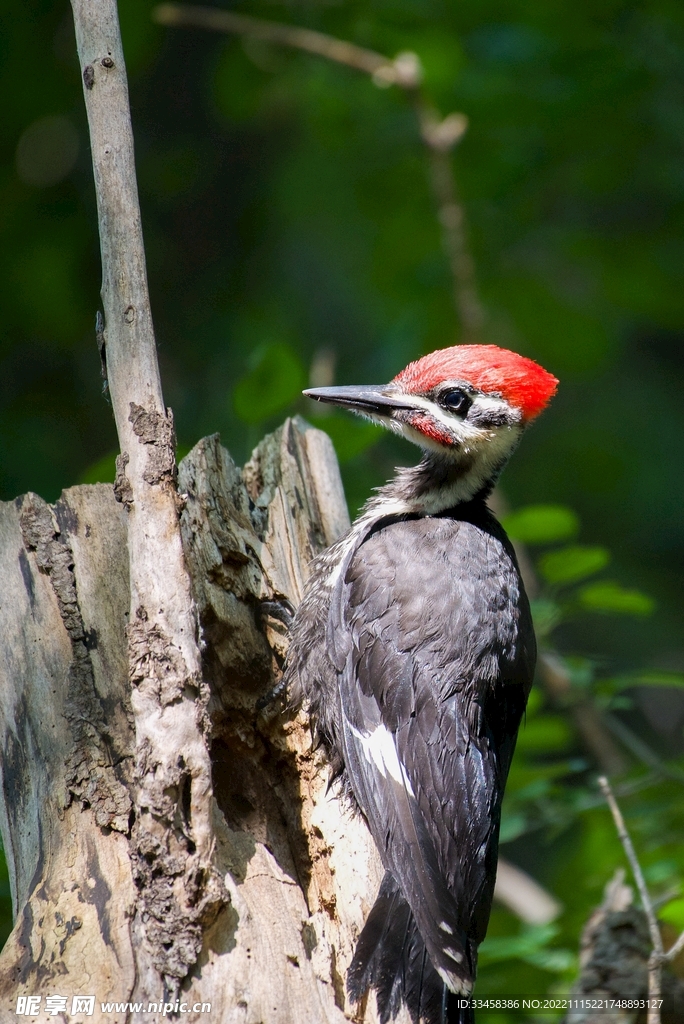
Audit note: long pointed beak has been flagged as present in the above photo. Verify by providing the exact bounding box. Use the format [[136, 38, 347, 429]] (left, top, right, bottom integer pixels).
[[303, 384, 415, 416]]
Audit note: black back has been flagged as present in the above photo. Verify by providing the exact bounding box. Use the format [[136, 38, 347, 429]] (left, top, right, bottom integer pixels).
[[287, 499, 536, 1022]]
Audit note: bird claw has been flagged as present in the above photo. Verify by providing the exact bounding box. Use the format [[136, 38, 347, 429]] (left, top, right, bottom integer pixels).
[[259, 597, 295, 629], [256, 677, 287, 712]]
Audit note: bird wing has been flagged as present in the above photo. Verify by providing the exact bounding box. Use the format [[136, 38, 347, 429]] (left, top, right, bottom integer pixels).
[[328, 511, 534, 989]]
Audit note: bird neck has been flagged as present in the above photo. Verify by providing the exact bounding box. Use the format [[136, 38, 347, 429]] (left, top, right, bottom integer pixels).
[[365, 449, 508, 519]]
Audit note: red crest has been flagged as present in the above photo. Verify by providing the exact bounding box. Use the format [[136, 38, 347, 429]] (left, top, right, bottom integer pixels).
[[393, 344, 558, 421]]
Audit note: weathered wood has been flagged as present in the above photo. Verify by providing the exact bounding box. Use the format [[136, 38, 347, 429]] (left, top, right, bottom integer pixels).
[[0, 420, 409, 1023], [0, 485, 137, 1012], [70, 0, 222, 998]]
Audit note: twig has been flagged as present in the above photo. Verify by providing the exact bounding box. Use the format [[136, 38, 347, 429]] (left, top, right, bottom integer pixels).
[[71, 0, 224, 999], [603, 712, 684, 784], [416, 107, 484, 337], [153, 2, 483, 338], [598, 776, 662, 1024], [154, 4, 401, 81], [664, 929, 684, 964]]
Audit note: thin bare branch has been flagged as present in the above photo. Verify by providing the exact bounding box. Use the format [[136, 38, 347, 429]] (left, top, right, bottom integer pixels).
[[71, 0, 224, 999], [604, 712, 684, 784], [154, 3, 399, 81], [663, 928, 684, 964], [598, 776, 661, 951], [598, 776, 662, 1024], [423, 137, 484, 338], [153, 3, 483, 338], [536, 653, 629, 776]]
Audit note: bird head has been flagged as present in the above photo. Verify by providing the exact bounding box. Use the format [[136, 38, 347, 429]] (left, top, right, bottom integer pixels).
[[304, 344, 558, 509]]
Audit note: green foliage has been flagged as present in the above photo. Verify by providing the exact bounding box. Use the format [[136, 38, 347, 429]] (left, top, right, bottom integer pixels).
[[503, 505, 579, 545], [577, 581, 655, 616], [618, 671, 684, 690], [480, 924, 574, 973], [529, 598, 563, 638], [538, 545, 610, 586], [660, 897, 684, 932], [514, 715, 574, 754]]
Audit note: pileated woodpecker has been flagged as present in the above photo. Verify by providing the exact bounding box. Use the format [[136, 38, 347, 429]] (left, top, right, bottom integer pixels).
[[285, 345, 557, 1024]]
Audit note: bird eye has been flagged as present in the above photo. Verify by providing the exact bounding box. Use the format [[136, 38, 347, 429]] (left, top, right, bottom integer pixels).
[[440, 389, 472, 416]]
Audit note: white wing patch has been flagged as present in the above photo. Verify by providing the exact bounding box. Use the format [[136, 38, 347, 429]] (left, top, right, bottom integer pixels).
[[347, 721, 415, 797], [437, 966, 473, 994]]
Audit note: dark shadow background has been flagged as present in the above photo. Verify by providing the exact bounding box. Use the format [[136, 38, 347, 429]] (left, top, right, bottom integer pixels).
[[2, 0, 684, 1008]]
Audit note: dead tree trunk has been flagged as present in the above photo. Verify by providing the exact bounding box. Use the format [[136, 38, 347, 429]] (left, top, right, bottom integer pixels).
[[0, 420, 409, 1023], [0, 0, 409, 1017]]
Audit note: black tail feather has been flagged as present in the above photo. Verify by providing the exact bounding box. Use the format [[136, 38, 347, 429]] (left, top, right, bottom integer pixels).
[[348, 872, 475, 1024]]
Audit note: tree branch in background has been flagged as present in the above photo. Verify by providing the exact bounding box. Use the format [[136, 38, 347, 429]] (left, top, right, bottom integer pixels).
[[495, 858, 561, 926], [153, 2, 484, 339], [598, 776, 684, 1024], [154, 3, 395, 78], [70, 0, 225, 999], [603, 713, 684, 785], [418, 109, 485, 338], [540, 652, 628, 777]]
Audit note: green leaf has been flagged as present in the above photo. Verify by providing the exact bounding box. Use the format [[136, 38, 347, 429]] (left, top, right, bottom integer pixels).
[[601, 671, 684, 694], [632, 671, 684, 688], [530, 598, 563, 636], [480, 924, 564, 964], [538, 545, 610, 585], [480, 922, 575, 972], [659, 897, 684, 931], [643, 860, 678, 885], [563, 656, 596, 689], [578, 581, 655, 616], [319, 414, 381, 463], [503, 504, 580, 544], [233, 342, 305, 424], [524, 948, 576, 972]]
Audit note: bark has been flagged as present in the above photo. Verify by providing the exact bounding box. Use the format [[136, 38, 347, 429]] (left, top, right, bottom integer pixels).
[[0, 419, 411, 1024], [564, 872, 684, 1024], [69, 0, 222, 1003]]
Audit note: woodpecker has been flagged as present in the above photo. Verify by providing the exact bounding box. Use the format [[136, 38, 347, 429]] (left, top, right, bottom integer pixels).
[[284, 344, 558, 1024]]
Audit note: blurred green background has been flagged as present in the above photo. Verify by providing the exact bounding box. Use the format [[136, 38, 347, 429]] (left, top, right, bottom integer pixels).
[[2, 0, 684, 1013]]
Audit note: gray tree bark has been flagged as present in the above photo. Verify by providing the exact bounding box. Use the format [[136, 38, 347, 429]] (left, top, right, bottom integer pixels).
[[0, 419, 410, 1024], [70, 0, 222, 1003]]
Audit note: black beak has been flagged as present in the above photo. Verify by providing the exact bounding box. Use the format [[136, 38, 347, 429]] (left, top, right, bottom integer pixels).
[[303, 384, 415, 416]]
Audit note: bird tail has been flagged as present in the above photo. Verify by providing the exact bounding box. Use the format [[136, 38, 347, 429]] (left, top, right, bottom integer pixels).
[[347, 872, 475, 1024]]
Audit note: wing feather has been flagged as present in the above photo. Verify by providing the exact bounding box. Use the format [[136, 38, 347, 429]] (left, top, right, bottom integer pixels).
[[333, 510, 534, 986]]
